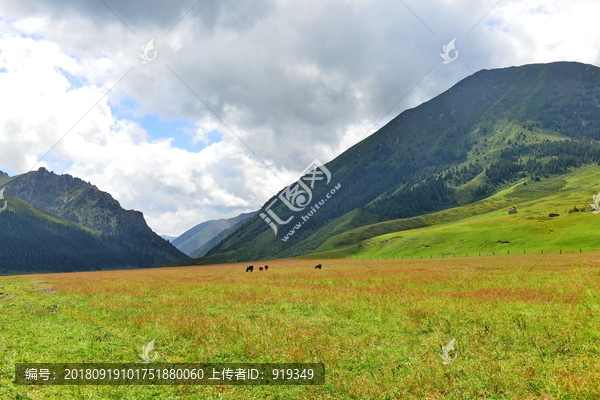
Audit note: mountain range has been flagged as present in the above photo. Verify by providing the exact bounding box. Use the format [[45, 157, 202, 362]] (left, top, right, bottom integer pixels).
[[4, 61, 600, 273], [171, 212, 256, 256], [0, 168, 188, 274], [175, 61, 600, 265]]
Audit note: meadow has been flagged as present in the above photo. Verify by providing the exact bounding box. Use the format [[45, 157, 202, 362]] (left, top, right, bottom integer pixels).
[[1, 254, 600, 399], [317, 165, 600, 261]]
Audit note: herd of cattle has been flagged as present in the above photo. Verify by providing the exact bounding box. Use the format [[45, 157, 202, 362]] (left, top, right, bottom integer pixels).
[[245, 263, 322, 272], [245, 265, 266, 272]]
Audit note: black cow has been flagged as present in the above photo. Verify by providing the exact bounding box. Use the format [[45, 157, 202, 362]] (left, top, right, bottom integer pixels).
[[259, 266, 263, 271], [315, 264, 322, 269], [246, 265, 254, 272], [264, 265, 268, 271]]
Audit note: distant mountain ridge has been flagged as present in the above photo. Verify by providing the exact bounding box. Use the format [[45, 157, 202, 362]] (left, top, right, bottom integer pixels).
[[0, 168, 188, 270], [189, 212, 256, 258], [172, 211, 256, 256]]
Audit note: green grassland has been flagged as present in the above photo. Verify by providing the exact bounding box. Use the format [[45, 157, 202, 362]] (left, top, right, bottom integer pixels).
[[313, 165, 600, 259], [2, 165, 600, 399], [1, 254, 600, 399], [2, 195, 99, 233]]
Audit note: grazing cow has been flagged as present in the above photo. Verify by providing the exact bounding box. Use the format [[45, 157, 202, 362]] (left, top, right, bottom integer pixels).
[[246, 265, 254, 272], [573, 205, 580, 212], [508, 206, 517, 215], [315, 264, 322, 269], [549, 213, 559, 217], [264, 265, 268, 271], [259, 266, 263, 271]]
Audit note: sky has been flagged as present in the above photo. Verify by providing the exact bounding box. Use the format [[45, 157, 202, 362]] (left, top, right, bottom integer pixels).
[[0, 0, 599, 236]]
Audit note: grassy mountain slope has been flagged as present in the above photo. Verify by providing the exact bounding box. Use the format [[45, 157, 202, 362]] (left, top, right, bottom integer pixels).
[[172, 211, 256, 256], [0, 171, 12, 187], [318, 165, 600, 259], [189, 61, 600, 264], [0, 168, 188, 267]]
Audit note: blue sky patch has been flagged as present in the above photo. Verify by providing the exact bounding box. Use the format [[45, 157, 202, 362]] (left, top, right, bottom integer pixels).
[[55, 67, 87, 91], [109, 98, 223, 151]]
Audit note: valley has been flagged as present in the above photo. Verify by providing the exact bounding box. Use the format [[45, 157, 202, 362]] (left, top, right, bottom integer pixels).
[[2, 1, 599, 398]]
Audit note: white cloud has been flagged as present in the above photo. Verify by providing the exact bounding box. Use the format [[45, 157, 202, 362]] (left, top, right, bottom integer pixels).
[[0, 0, 599, 236], [494, 0, 600, 65], [0, 28, 286, 235]]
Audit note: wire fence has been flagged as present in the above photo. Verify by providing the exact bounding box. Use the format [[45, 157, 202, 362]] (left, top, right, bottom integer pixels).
[[335, 248, 588, 260]]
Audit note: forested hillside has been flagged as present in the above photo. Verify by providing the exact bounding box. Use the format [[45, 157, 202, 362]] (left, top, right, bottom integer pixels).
[[1, 167, 188, 269], [0, 196, 163, 274]]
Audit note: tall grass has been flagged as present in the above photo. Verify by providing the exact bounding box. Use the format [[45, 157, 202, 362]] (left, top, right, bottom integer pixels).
[[1, 255, 599, 399]]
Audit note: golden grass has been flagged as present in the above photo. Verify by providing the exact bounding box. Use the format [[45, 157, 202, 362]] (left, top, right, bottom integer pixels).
[[2, 254, 600, 399]]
